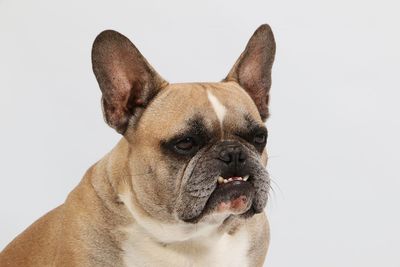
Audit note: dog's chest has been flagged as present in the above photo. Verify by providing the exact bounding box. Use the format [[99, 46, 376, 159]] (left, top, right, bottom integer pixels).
[[121, 225, 250, 267]]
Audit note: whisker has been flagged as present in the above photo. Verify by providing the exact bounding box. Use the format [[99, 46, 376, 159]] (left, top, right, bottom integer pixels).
[[267, 176, 282, 201]]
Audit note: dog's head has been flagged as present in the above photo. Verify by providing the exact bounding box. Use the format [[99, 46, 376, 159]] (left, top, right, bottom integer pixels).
[[91, 25, 275, 229]]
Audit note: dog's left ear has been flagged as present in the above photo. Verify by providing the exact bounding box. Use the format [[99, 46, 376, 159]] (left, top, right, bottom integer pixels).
[[92, 30, 167, 134], [225, 24, 276, 121]]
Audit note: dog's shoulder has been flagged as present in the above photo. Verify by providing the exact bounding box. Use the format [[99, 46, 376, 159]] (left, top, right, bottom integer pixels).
[[0, 205, 64, 266]]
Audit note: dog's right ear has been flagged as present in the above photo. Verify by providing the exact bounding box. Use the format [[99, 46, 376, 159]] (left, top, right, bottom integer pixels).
[[92, 30, 167, 134]]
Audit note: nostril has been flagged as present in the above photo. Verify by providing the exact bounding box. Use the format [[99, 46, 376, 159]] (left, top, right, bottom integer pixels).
[[219, 150, 232, 163], [238, 151, 247, 163], [218, 146, 247, 165]]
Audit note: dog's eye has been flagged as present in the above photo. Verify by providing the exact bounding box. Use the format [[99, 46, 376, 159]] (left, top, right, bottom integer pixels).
[[175, 137, 197, 151], [254, 133, 267, 145]]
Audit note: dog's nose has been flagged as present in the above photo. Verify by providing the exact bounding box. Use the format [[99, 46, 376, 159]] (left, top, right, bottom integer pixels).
[[218, 145, 247, 167]]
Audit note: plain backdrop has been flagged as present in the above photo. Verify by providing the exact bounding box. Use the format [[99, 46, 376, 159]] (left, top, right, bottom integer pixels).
[[1, 0, 399, 266]]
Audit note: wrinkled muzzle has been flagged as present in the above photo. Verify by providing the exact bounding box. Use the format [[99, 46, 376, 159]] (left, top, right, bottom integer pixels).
[[174, 140, 270, 223]]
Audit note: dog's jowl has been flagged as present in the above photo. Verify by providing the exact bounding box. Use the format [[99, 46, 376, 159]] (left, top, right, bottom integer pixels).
[[0, 24, 276, 267]]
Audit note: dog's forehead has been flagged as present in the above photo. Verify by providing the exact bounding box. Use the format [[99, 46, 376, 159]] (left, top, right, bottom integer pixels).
[[137, 81, 262, 140]]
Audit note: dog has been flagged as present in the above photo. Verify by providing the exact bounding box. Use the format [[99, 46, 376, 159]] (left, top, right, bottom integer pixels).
[[0, 24, 276, 267]]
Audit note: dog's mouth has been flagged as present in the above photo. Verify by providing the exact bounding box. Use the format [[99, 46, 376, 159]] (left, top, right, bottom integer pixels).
[[212, 175, 255, 213], [183, 175, 256, 223]]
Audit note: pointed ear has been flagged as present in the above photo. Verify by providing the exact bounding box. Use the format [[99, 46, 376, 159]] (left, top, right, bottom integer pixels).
[[225, 24, 276, 121], [92, 30, 167, 134]]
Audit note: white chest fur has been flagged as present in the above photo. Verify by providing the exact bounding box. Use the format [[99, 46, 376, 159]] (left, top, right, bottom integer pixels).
[[121, 223, 250, 267]]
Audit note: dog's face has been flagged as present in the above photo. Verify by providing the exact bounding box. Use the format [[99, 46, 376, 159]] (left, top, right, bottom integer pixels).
[[91, 25, 275, 226]]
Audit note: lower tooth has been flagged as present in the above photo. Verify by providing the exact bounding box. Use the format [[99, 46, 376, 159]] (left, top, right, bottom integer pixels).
[[243, 175, 249, 181]]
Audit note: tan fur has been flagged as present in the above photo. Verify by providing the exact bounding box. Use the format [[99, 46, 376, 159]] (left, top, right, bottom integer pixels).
[[0, 83, 269, 267], [1, 24, 275, 266]]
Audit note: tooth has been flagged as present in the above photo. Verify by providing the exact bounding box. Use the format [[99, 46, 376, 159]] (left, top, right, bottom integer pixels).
[[228, 178, 233, 182], [218, 176, 224, 184], [238, 177, 243, 180], [223, 179, 228, 183], [243, 175, 249, 181]]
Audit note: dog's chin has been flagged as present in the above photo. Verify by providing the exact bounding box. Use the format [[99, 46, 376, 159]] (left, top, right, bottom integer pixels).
[[182, 179, 257, 224]]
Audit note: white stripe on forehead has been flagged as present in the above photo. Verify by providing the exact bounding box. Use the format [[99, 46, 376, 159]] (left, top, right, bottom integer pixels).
[[207, 90, 227, 126]]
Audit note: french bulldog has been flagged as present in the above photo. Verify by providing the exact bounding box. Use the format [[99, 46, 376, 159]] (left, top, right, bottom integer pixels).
[[0, 24, 276, 267]]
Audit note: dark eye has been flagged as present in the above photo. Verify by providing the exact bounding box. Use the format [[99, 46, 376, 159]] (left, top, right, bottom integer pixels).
[[254, 133, 267, 145], [175, 137, 197, 151]]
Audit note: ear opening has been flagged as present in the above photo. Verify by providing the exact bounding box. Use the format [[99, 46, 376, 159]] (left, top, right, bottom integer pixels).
[[225, 24, 276, 121], [92, 30, 167, 134]]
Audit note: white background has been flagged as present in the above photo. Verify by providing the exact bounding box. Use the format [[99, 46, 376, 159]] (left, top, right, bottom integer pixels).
[[1, 0, 399, 266]]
